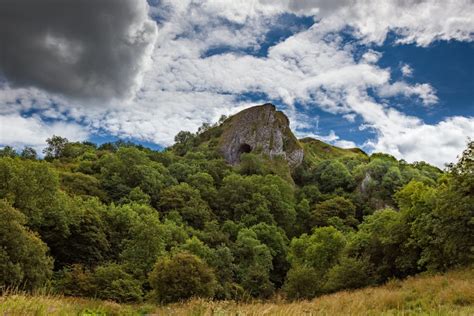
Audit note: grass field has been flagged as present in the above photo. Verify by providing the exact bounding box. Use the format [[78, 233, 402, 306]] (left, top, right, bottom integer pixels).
[[1, 267, 473, 315]]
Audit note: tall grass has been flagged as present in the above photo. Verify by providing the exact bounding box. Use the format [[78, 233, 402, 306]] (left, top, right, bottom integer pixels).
[[1, 267, 473, 315]]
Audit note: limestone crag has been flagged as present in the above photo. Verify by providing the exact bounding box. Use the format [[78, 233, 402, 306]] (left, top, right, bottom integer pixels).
[[219, 103, 304, 167]]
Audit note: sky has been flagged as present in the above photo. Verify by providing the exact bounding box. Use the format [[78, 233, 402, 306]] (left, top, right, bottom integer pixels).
[[0, 0, 473, 168]]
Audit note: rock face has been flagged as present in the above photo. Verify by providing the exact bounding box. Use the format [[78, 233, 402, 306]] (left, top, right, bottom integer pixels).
[[219, 103, 304, 167]]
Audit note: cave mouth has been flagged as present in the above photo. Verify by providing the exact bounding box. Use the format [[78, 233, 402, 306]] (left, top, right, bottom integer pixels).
[[238, 143, 252, 155]]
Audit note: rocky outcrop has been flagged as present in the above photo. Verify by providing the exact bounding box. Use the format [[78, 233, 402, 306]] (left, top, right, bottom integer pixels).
[[219, 103, 304, 167]]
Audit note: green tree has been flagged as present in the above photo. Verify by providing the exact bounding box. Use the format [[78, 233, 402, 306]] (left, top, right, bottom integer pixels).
[[119, 206, 167, 278], [43, 135, 69, 160], [52, 197, 109, 268], [284, 227, 346, 298], [310, 197, 358, 229], [0, 146, 17, 158], [395, 142, 474, 271], [149, 252, 217, 303], [346, 208, 416, 282], [233, 229, 274, 298], [173, 131, 196, 156], [250, 223, 289, 287], [187, 172, 218, 208], [159, 183, 212, 229], [217, 174, 296, 233], [0, 199, 53, 290], [60, 171, 107, 200], [314, 160, 355, 193], [98, 147, 175, 206]]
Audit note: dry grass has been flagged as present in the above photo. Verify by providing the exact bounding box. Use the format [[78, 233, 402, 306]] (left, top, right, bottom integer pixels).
[[1, 267, 473, 316]]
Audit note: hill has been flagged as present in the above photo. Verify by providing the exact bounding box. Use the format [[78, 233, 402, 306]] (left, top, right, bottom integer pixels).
[[0, 103, 472, 308], [1, 267, 473, 315], [188, 103, 365, 167]]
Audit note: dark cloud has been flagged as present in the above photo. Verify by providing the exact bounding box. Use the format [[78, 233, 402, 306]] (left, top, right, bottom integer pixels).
[[0, 0, 156, 100]]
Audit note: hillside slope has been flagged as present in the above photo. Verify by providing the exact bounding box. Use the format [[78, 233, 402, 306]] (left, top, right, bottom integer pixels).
[[188, 103, 365, 167], [1, 267, 472, 315], [300, 137, 367, 164]]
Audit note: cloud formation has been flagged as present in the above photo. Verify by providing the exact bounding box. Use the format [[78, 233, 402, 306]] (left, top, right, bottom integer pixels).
[[0, 0, 157, 100], [0, 0, 473, 168], [0, 113, 89, 154], [268, 0, 474, 45]]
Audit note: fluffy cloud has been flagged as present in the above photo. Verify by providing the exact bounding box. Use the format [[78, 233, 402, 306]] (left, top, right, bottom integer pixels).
[[0, 0, 157, 100], [377, 82, 438, 106], [401, 64, 414, 77], [0, 0, 472, 168], [0, 114, 89, 154], [367, 116, 474, 168], [271, 0, 474, 45]]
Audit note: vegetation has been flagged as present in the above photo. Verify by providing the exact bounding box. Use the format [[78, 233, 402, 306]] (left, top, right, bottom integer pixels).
[[0, 110, 472, 310], [1, 267, 473, 315]]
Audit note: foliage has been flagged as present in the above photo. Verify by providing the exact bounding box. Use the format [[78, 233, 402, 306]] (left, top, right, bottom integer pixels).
[[284, 227, 346, 299], [55, 263, 143, 303], [0, 199, 53, 290], [310, 196, 358, 230], [43, 135, 69, 160], [0, 120, 466, 304], [2, 267, 473, 315], [149, 252, 217, 303]]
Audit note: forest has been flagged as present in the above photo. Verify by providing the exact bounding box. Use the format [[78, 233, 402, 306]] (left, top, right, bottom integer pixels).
[[0, 115, 472, 305]]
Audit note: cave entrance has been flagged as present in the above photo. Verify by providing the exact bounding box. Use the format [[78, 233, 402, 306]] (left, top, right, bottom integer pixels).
[[238, 143, 252, 159]]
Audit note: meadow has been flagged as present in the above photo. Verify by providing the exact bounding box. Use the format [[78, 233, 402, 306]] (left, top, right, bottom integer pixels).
[[1, 267, 473, 316]]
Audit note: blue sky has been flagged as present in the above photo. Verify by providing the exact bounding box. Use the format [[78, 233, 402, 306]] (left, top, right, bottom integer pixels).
[[0, 0, 473, 167]]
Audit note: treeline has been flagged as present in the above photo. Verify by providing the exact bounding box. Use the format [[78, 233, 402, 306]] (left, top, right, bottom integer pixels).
[[0, 133, 472, 303]]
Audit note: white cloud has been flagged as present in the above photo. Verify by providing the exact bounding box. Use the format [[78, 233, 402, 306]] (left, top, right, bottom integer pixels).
[[367, 116, 474, 168], [377, 82, 438, 106], [343, 113, 357, 122], [334, 139, 357, 149], [361, 50, 382, 64], [401, 63, 413, 77], [0, 0, 473, 168], [271, 0, 474, 46], [0, 114, 90, 154]]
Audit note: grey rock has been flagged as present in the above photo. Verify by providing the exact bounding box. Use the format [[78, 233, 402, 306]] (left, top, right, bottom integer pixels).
[[219, 103, 304, 167]]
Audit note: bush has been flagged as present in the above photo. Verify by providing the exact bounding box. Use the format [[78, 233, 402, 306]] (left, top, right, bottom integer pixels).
[[324, 257, 372, 292], [283, 265, 322, 300], [149, 252, 217, 303], [55, 263, 143, 302], [55, 264, 95, 297], [92, 263, 143, 302]]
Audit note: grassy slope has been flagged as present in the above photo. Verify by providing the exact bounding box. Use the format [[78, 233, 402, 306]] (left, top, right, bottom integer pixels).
[[300, 137, 367, 165], [1, 267, 473, 316]]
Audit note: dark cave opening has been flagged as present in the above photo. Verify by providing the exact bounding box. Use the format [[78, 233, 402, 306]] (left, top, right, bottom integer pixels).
[[238, 143, 252, 156]]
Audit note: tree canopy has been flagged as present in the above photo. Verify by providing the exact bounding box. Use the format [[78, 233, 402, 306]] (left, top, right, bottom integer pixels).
[[0, 129, 470, 304]]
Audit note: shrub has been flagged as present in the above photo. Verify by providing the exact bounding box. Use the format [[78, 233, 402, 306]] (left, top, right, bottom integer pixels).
[[283, 265, 322, 299], [55, 263, 143, 303], [324, 257, 372, 292], [92, 263, 143, 302], [149, 252, 217, 303]]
